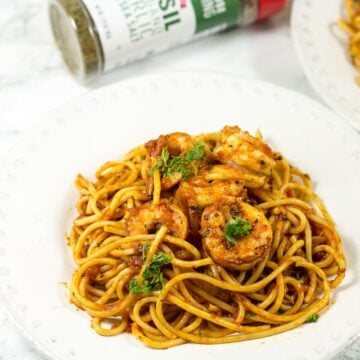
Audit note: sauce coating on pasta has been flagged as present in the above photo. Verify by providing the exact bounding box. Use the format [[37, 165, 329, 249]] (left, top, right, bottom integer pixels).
[[67, 126, 346, 348]]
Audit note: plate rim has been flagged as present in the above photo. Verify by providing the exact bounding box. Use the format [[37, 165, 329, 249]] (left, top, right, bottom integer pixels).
[[0, 71, 359, 360], [291, 0, 360, 132]]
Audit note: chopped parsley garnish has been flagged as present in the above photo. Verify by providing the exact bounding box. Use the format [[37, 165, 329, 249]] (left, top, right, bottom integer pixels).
[[149, 142, 205, 180], [224, 216, 252, 246], [185, 141, 206, 162], [305, 314, 319, 323], [128, 252, 171, 295], [149, 147, 170, 176], [141, 242, 150, 260], [128, 277, 149, 294]]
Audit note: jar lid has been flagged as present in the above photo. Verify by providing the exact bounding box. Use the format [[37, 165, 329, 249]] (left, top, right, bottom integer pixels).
[[49, 0, 103, 83], [257, 0, 287, 20]]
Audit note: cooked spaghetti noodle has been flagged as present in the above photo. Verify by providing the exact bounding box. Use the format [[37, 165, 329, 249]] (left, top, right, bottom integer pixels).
[[68, 126, 346, 348], [338, 0, 360, 85]]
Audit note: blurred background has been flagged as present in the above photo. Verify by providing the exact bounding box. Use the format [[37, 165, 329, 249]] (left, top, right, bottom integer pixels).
[[0, 0, 317, 155]]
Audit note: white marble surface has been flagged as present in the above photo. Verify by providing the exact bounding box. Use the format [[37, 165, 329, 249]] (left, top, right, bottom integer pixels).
[[0, 0, 358, 359]]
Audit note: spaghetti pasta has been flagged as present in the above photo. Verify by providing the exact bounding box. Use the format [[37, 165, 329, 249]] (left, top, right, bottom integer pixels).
[[338, 0, 360, 85], [67, 126, 346, 348]]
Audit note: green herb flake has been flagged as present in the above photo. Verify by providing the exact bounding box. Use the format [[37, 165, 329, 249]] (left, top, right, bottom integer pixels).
[[149, 147, 170, 176], [305, 314, 320, 323], [141, 242, 150, 260], [128, 252, 171, 295], [224, 216, 252, 246], [149, 142, 205, 180], [185, 141, 206, 162], [128, 278, 151, 294]]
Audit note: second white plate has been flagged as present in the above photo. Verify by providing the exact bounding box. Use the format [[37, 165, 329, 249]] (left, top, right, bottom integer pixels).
[[292, 0, 360, 131]]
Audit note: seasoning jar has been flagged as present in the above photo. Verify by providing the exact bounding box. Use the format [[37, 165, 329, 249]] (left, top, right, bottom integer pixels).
[[49, 0, 287, 83]]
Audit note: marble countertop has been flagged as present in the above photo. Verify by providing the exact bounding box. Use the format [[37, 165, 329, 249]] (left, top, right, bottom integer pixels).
[[0, 0, 359, 359]]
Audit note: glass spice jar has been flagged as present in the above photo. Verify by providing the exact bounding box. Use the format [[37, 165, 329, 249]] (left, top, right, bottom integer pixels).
[[49, 0, 287, 83]]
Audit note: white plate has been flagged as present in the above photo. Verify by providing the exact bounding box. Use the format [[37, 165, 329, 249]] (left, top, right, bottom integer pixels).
[[0, 73, 359, 360], [291, 0, 360, 131]]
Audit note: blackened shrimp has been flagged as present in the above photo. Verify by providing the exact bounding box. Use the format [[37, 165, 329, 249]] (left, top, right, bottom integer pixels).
[[213, 126, 276, 176], [126, 200, 188, 239], [200, 201, 272, 270], [201, 164, 266, 189], [175, 175, 246, 210], [175, 175, 246, 238], [145, 132, 195, 190]]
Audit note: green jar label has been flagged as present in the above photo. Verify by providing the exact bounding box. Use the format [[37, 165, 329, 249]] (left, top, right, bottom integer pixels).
[[82, 0, 240, 72], [191, 0, 239, 33]]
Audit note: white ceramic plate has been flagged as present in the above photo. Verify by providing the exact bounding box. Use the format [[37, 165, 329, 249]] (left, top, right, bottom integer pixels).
[[0, 73, 359, 360], [291, 0, 360, 131]]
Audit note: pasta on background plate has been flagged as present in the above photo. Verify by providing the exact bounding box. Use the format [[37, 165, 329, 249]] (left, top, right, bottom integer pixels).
[[338, 0, 360, 85]]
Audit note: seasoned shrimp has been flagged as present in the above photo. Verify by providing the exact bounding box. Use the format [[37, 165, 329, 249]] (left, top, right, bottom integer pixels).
[[145, 132, 194, 158], [175, 174, 246, 238], [175, 175, 245, 210], [145, 132, 195, 190], [213, 126, 276, 176], [200, 164, 266, 189], [201, 201, 272, 270], [126, 200, 188, 239]]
